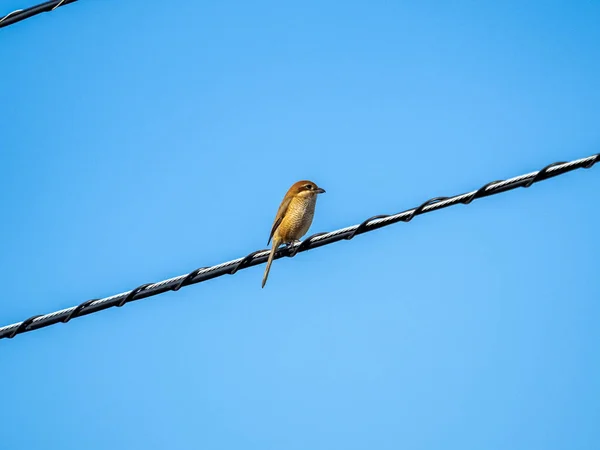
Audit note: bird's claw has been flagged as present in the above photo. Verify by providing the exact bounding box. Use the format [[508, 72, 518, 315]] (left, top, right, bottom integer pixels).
[[286, 240, 301, 254]]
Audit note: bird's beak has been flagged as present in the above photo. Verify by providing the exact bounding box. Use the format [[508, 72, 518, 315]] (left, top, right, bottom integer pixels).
[[315, 187, 326, 194]]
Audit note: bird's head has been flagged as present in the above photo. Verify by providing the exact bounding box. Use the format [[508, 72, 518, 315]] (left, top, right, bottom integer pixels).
[[288, 180, 326, 198]]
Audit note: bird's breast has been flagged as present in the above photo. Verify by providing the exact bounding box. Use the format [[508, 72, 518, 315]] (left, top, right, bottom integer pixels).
[[278, 196, 317, 243]]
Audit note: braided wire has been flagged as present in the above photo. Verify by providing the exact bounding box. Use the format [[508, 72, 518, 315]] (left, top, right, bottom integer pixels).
[[0, 0, 77, 29], [0, 153, 597, 340]]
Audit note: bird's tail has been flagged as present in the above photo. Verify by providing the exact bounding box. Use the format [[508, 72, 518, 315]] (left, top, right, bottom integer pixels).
[[262, 238, 280, 288]]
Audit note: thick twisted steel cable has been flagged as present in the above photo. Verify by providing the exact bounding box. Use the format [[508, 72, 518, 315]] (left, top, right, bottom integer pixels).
[[0, 153, 598, 340], [0, 0, 77, 29]]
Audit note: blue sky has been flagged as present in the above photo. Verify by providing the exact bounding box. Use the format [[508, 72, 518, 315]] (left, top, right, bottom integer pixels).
[[1, 1, 599, 448]]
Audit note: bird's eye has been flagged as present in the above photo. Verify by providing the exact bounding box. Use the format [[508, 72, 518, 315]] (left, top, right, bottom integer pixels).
[[304, 184, 313, 190]]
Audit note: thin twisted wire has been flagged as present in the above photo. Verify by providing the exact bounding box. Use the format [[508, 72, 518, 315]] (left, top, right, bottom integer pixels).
[[0, 10, 24, 25], [0, 0, 77, 28], [0, 153, 598, 340]]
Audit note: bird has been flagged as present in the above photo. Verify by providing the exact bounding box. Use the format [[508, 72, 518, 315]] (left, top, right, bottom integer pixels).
[[262, 180, 326, 288]]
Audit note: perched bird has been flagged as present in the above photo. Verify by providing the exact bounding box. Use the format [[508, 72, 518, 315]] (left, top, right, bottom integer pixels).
[[262, 180, 326, 288]]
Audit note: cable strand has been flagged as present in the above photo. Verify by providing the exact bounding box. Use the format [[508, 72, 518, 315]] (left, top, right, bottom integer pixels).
[[0, 0, 77, 29]]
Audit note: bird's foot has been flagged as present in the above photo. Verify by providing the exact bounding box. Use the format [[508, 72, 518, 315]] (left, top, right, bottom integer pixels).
[[286, 240, 301, 254]]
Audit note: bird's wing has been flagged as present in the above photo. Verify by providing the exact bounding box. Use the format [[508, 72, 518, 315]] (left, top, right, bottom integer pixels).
[[268, 196, 292, 245]]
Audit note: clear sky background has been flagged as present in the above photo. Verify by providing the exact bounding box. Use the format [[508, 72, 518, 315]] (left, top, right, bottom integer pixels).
[[1, 1, 599, 449]]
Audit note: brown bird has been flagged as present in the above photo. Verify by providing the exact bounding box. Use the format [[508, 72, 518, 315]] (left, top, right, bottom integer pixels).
[[262, 180, 326, 288]]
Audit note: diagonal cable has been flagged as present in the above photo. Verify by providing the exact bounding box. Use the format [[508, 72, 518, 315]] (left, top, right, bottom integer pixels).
[[0, 0, 77, 29], [0, 153, 598, 340]]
